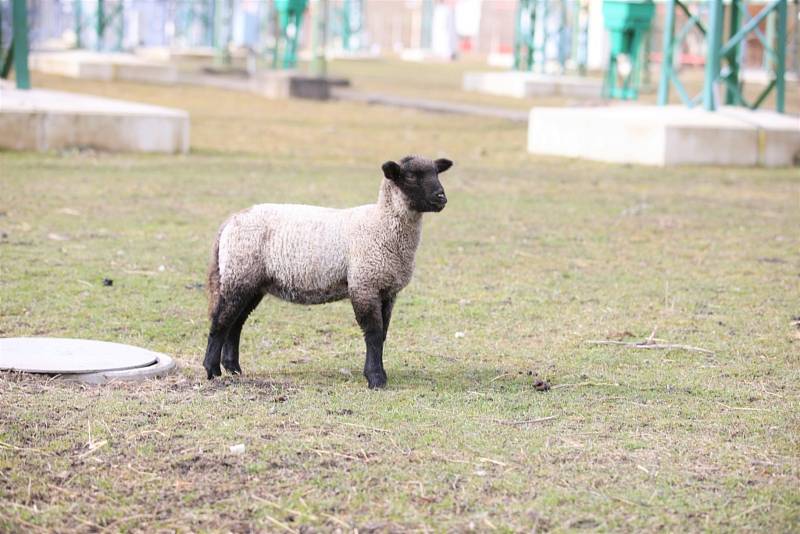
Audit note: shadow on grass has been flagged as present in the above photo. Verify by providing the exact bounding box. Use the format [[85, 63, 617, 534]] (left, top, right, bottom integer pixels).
[[238, 363, 564, 394]]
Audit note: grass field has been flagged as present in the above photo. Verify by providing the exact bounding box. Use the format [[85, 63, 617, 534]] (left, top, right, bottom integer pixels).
[[1, 68, 799, 532]]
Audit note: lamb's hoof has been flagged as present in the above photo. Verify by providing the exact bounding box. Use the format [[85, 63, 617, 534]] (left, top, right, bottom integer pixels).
[[222, 360, 242, 375], [366, 371, 387, 390], [204, 363, 222, 380]]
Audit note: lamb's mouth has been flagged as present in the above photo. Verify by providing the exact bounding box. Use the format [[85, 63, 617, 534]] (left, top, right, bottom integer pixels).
[[429, 198, 447, 212]]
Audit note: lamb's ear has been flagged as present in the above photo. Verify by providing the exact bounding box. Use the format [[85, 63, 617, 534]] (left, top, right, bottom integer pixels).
[[435, 158, 453, 174], [382, 161, 403, 181]]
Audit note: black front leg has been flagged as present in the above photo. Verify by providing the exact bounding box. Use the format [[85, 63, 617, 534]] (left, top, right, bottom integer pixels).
[[351, 294, 386, 389], [381, 295, 396, 342]]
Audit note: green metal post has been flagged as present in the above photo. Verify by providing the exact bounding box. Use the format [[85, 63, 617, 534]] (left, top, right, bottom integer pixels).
[[775, 0, 786, 111], [579, 0, 589, 75], [342, 0, 351, 50], [342, 0, 363, 51], [97, 0, 105, 51], [117, 3, 124, 51], [1, 42, 12, 80], [702, 0, 724, 110], [534, 0, 548, 73], [208, 0, 216, 48], [75, 0, 83, 48], [213, 0, 232, 66], [557, 0, 568, 72], [12, 0, 30, 89], [213, 0, 221, 54], [513, 0, 522, 69], [525, 0, 539, 71], [725, 0, 742, 105], [794, 0, 799, 75], [513, 0, 535, 71]]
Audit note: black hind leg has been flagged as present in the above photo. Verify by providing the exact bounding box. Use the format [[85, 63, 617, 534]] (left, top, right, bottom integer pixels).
[[203, 327, 226, 380], [222, 294, 262, 375], [204, 291, 252, 380]]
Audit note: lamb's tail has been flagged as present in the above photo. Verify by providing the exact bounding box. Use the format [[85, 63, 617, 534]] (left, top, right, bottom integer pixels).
[[207, 228, 222, 319]]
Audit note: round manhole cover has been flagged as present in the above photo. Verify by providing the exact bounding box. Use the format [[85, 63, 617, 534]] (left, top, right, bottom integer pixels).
[[0, 337, 161, 374]]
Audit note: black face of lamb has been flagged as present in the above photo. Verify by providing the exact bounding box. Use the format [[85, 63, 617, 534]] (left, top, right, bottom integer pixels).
[[382, 156, 453, 213]]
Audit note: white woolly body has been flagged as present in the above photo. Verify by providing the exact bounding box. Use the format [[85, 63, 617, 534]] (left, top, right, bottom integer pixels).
[[216, 180, 423, 305]]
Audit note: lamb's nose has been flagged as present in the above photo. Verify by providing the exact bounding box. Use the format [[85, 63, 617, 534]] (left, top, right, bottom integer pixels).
[[436, 192, 447, 203]]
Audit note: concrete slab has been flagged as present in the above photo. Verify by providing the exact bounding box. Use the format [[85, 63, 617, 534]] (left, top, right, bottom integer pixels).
[[253, 70, 331, 100], [464, 71, 602, 99], [527, 105, 800, 167], [135, 46, 248, 70], [0, 337, 176, 384], [487, 53, 514, 69], [29, 50, 115, 80], [29, 50, 343, 101], [399, 49, 454, 62], [30, 50, 179, 83], [0, 87, 189, 153], [325, 50, 381, 61]]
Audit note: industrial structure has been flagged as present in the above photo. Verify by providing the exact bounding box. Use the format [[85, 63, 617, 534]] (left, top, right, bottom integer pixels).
[[1, 0, 797, 165]]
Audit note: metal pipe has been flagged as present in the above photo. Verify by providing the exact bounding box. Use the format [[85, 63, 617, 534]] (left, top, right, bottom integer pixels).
[[12, 0, 29, 89], [703, 0, 724, 110], [657, 0, 678, 105]]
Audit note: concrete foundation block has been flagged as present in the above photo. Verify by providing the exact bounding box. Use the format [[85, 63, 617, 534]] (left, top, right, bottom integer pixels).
[[114, 62, 180, 85], [29, 50, 346, 102], [254, 70, 331, 100], [0, 87, 189, 154], [30, 51, 180, 84], [464, 71, 602, 99], [135, 46, 248, 70], [527, 105, 800, 167], [30, 51, 115, 80], [486, 53, 514, 69]]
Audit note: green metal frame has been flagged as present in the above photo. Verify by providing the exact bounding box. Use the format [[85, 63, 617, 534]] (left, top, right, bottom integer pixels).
[[513, 0, 535, 70], [73, 0, 124, 51], [174, 0, 215, 48], [0, 0, 29, 89], [658, 0, 787, 112], [213, 0, 234, 66], [341, 0, 364, 51], [602, 1, 655, 100], [274, 0, 308, 69], [96, 0, 125, 51], [514, 0, 585, 74]]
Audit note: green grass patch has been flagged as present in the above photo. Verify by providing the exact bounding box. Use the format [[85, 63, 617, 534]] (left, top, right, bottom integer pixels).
[[0, 72, 798, 531]]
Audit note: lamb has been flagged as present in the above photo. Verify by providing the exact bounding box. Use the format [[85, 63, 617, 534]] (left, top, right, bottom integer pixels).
[[204, 155, 453, 388]]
